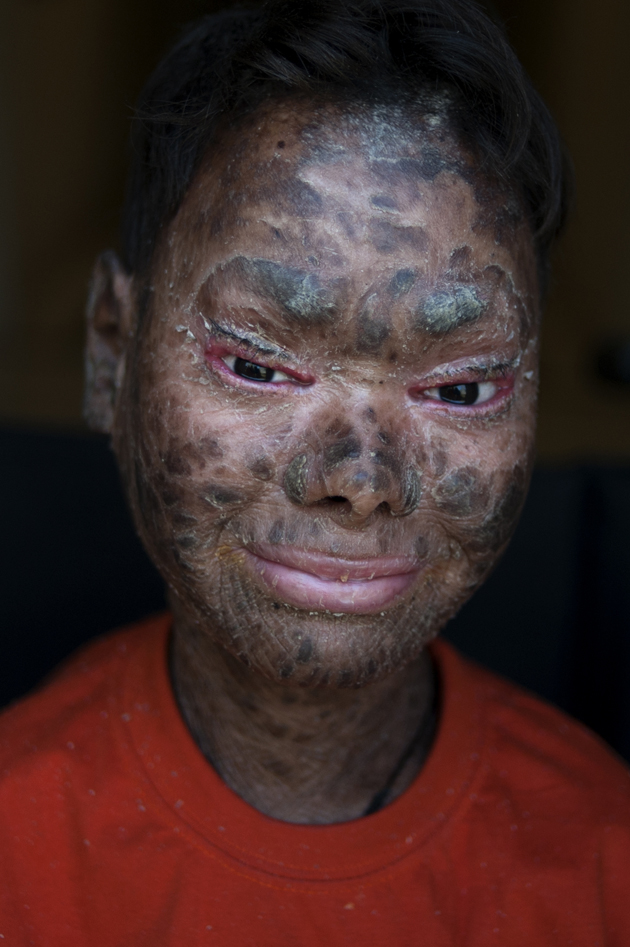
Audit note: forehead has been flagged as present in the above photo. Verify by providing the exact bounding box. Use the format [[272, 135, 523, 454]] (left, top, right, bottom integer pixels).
[[163, 99, 539, 316]]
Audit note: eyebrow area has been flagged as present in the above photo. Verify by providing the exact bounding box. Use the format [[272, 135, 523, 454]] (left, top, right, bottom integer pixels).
[[414, 286, 488, 336], [219, 256, 337, 326], [205, 317, 289, 363]]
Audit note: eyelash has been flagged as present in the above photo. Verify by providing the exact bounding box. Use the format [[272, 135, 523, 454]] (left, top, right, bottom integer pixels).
[[205, 341, 313, 387], [221, 354, 293, 384], [206, 339, 514, 413], [411, 375, 514, 414]]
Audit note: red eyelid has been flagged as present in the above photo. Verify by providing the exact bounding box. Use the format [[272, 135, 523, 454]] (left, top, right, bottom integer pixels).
[[205, 340, 315, 386], [408, 372, 515, 408]]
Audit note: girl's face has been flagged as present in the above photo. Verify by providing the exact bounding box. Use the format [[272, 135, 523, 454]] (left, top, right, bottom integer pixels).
[[111, 102, 539, 687]]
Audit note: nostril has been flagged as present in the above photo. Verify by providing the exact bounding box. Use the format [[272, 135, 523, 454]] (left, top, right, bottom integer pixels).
[[316, 496, 353, 513]]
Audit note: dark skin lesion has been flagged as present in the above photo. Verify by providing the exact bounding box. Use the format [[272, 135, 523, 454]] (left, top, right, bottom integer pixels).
[[467, 463, 529, 555], [387, 268, 417, 298], [86, 98, 540, 824], [322, 432, 362, 472], [283, 453, 310, 506], [248, 457, 275, 480], [471, 181, 526, 251], [268, 520, 285, 544], [369, 219, 429, 254], [370, 194, 399, 211], [448, 245, 473, 271], [370, 445, 402, 476], [356, 307, 392, 355], [201, 484, 245, 508], [296, 637, 315, 664], [163, 450, 192, 477], [369, 149, 461, 190], [175, 533, 200, 551], [257, 175, 325, 219], [398, 467, 423, 517], [432, 465, 492, 517], [370, 468, 392, 493], [229, 256, 337, 326], [416, 286, 487, 335], [199, 435, 224, 460]]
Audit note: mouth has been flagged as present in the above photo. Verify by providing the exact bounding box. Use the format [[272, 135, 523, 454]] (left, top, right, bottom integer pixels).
[[240, 543, 422, 614]]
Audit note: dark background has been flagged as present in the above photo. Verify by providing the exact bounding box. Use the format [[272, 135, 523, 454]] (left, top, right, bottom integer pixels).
[[0, 1, 629, 756]]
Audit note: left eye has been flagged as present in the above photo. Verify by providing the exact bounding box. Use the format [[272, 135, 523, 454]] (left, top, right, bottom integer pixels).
[[424, 381, 497, 405], [222, 355, 291, 383]]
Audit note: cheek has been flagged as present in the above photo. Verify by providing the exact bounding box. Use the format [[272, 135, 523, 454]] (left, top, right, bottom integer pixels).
[[130, 395, 303, 562], [160, 437, 252, 513], [432, 465, 491, 517], [464, 463, 529, 556], [423, 424, 533, 567], [123, 322, 306, 559], [127, 398, 251, 546], [426, 458, 529, 576]]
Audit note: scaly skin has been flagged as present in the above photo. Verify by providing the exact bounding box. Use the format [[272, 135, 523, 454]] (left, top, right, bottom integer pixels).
[[87, 98, 540, 823]]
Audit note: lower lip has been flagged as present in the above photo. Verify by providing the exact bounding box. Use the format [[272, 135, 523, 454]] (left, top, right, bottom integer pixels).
[[240, 549, 420, 614]]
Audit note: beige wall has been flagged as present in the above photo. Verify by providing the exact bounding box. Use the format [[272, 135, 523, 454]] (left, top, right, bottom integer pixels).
[[1, 0, 629, 461]]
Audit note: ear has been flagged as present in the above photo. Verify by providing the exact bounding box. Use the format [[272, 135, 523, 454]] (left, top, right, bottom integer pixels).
[[84, 250, 135, 433]]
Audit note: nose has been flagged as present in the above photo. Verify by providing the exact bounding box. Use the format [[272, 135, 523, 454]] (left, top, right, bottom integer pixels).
[[283, 426, 421, 527]]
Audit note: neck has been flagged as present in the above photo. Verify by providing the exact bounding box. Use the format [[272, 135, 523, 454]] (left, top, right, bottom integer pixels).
[[170, 614, 435, 825]]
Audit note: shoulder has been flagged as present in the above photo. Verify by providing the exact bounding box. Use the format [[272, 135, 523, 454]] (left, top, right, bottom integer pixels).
[[0, 613, 170, 781], [432, 638, 630, 819]]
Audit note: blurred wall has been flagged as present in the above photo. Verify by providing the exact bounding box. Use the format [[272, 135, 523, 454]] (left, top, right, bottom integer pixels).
[[493, 0, 630, 459], [0, 0, 215, 424], [0, 0, 629, 461]]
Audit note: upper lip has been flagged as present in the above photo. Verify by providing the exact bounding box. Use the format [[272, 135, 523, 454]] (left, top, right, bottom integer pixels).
[[245, 543, 420, 581]]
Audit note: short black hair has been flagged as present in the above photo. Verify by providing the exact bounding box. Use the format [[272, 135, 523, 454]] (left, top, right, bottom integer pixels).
[[122, 0, 570, 294]]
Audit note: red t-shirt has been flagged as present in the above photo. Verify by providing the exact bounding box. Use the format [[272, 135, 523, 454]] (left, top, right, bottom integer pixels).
[[1, 614, 629, 945]]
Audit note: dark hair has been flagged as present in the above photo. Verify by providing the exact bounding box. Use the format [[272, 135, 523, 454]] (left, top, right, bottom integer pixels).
[[122, 0, 571, 295]]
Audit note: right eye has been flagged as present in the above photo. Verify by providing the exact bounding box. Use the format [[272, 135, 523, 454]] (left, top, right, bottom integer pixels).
[[221, 356, 292, 384], [426, 381, 498, 406]]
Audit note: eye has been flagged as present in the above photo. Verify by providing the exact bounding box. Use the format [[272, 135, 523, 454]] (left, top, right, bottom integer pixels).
[[221, 355, 292, 384], [424, 381, 497, 406]]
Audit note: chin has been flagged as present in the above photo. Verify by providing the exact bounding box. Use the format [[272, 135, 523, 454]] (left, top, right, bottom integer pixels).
[[169, 563, 466, 689]]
